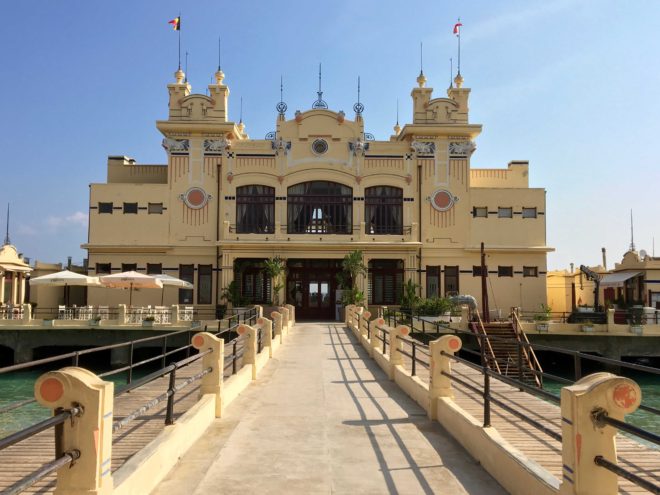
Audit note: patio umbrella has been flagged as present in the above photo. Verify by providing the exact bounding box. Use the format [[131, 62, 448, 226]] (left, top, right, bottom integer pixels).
[[100, 271, 163, 306], [153, 274, 193, 305], [29, 270, 102, 306]]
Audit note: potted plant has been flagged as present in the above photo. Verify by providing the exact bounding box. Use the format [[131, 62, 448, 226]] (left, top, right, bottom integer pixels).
[[533, 304, 552, 332], [221, 281, 249, 309], [263, 256, 287, 306], [142, 315, 156, 328], [581, 319, 594, 332], [400, 279, 421, 314], [416, 297, 455, 323]]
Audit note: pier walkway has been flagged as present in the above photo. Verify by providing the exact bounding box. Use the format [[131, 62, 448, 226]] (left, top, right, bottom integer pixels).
[[153, 322, 505, 495]]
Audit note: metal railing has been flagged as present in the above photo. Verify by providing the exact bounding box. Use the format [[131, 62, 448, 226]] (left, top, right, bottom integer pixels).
[[398, 337, 430, 378]]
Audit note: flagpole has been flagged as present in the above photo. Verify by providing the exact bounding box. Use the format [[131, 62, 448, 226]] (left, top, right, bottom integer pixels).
[[457, 18, 461, 75], [178, 13, 181, 70]]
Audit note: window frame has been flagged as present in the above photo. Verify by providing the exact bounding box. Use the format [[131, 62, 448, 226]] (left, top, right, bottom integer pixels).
[[365, 186, 403, 235], [473, 207, 488, 218], [236, 185, 275, 234], [287, 181, 353, 235], [444, 266, 460, 296], [522, 207, 537, 219], [148, 203, 164, 215], [368, 259, 404, 305], [498, 266, 513, 277], [98, 202, 113, 214], [498, 207, 513, 218], [123, 202, 138, 214], [179, 265, 194, 304], [523, 266, 539, 278], [146, 263, 162, 275], [197, 265, 213, 305], [121, 263, 137, 273], [96, 263, 111, 275], [472, 266, 487, 277]]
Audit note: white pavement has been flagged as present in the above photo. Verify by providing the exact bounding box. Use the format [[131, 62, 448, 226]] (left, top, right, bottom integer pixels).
[[153, 322, 506, 495]]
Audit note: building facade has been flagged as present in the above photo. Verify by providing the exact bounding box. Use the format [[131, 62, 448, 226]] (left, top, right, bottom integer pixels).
[[84, 67, 551, 319]]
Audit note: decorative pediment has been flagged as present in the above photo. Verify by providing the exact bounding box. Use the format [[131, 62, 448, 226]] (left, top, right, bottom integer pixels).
[[162, 138, 189, 152]]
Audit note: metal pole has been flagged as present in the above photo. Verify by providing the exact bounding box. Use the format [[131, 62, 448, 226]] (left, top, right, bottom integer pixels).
[[165, 365, 177, 425], [73, 352, 79, 367], [574, 353, 582, 381], [232, 341, 237, 375], [161, 336, 167, 369], [517, 340, 523, 391], [128, 342, 134, 385], [411, 343, 417, 376], [382, 330, 386, 354], [481, 334, 491, 427], [481, 242, 489, 323]]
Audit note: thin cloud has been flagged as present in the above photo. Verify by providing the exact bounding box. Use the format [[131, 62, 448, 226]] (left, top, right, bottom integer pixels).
[[17, 225, 38, 236], [45, 211, 88, 230]]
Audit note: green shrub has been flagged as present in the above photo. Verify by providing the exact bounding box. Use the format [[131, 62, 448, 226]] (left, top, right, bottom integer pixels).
[[415, 297, 455, 316]]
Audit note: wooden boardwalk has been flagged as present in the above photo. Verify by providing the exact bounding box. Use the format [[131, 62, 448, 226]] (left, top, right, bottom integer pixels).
[[0, 344, 245, 494], [396, 341, 659, 494]]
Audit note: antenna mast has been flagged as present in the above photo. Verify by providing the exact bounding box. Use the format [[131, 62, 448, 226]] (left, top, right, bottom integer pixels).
[[630, 209, 636, 251], [3, 203, 9, 245]]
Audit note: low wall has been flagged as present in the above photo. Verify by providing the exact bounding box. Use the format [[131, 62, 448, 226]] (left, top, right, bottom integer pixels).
[[393, 365, 429, 413]]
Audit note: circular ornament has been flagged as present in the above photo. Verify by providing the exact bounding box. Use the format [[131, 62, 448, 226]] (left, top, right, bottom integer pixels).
[[183, 187, 209, 209], [311, 139, 328, 155], [430, 189, 455, 212]]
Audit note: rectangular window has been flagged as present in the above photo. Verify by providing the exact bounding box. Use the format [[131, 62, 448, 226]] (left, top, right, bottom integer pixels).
[[179, 265, 194, 304], [473, 266, 487, 277], [426, 266, 439, 298], [368, 260, 404, 305], [444, 266, 459, 296], [522, 207, 537, 218], [473, 207, 488, 218], [148, 203, 163, 214], [98, 202, 113, 214], [498, 207, 513, 218], [197, 265, 212, 304], [498, 266, 513, 277], [146, 263, 162, 275], [96, 263, 111, 274], [121, 263, 137, 272], [523, 266, 538, 277], [123, 202, 138, 214]]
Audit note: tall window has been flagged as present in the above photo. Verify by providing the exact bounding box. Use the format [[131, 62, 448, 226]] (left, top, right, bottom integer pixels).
[[236, 185, 275, 233], [365, 186, 403, 234], [444, 266, 459, 296], [426, 266, 439, 298], [237, 260, 270, 304], [197, 265, 212, 304], [287, 181, 352, 234], [368, 260, 404, 305], [179, 265, 194, 304]]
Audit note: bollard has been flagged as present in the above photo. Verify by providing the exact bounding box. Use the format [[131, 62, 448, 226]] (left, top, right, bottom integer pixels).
[[388, 325, 410, 380], [558, 372, 641, 495], [270, 311, 283, 343], [359, 311, 371, 337], [429, 335, 463, 420], [255, 305, 263, 318], [191, 332, 224, 417], [237, 324, 258, 379], [285, 304, 296, 325], [256, 317, 273, 357], [34, 367, 114, 495]]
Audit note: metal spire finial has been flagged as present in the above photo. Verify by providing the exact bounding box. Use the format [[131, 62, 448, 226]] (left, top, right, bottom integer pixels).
[[239, 96, 243, 124], [396, 98, 399, 126], [312, 63, 328, 109], [353, 76, 364, 116], [449, 58, 454, 88], [3, 203, 10, 246], [420, 42, 424, 75], [184, 51, 189, 83], [276, 75, 287, 115], [630, 209, 636, 251], [218, 37, 222, 71]]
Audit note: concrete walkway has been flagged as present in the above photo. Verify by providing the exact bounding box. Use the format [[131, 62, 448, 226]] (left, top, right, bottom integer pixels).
[[153, 323, 506, 495]]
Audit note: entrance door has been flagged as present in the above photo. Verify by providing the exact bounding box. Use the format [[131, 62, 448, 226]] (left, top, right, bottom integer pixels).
[[287, 260, 341, 320]]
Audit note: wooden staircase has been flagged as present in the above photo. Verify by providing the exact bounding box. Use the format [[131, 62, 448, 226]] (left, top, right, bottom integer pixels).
[[471, 311, 543, 388]]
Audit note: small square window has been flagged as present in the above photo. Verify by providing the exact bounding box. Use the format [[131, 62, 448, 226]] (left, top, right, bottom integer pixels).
[[498, 266, 513, 277], [122, 263, 137, 272], [523, 266, 538, 277], [498, 207, 513, 218], [147, 263, 162, 275], [473, 207, 488, 218], [96, 263, 111, 274], [148, 203, 163, 214], [472, 266, 487, 277], [123, 202, 138, 214], [98, 202, 113, 214], [522, 207, 537, 218]]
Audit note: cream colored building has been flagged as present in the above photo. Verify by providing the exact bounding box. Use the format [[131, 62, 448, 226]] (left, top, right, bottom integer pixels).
[[0, 244, 31, 306], [84, 67, 552, 319]]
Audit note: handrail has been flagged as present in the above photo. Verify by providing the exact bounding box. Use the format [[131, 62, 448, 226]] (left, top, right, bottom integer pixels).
[[473, 310, 501, 374], [511, 309, 543, 388]]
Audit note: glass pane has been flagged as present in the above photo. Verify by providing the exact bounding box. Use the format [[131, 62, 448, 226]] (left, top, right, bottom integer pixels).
[[309, 282, 319, 308], [319, 283, 330, 308]]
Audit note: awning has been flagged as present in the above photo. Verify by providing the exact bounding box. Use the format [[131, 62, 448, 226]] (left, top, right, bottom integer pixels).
[[0, 262, 32, 273], [600, 271, 642, 288]]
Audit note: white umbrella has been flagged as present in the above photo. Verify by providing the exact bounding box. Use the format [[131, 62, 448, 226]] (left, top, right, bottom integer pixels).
[[29, 270, 102, 306], [100, 271, 163, 306], [153, 274, 193, 305]]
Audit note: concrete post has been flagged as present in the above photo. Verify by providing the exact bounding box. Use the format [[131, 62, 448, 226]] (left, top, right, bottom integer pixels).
[[559, 372, 641, 495], [607, 308, 615, 328], [11, 272, 18, 305], [388, 325, 411, 379], [191, 332, 224, 417], [255, 305, 263, 318], [171, 304, 180, 323], [237, 324, 258, 379], [19, 273, 26, 304], [22, 303, 32, 321], [371, 317, 386, 356], [0, 272, 5, 303], [459, 306, 470, 331], [256, 316, 273, 357], [117, 304, 127, 324], [270, 311, 283, 343], [278, 306, 290, 334], [286, 304, 295, 325], [34, 367, 114, 495], [353, 307, 364, 332], [345, 304, 354, 326], [359, 310, 371, 337], [429, 335, 463, 419]]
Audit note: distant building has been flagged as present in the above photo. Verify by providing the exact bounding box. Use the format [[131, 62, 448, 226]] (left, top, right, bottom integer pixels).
[[0, 244, 31, 305], [83, 67, 552, 318]]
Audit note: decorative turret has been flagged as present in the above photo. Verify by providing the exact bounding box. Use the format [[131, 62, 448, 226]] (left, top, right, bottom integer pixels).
[[207, 69, 230, 122], [447, 73, 470, 122], [167, 69, 191, 117]]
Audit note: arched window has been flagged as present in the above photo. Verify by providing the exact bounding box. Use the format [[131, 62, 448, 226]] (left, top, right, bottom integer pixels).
[[236, 185, 275, 234], [365, 186, 403, 234], [287, 181, 352, 234]]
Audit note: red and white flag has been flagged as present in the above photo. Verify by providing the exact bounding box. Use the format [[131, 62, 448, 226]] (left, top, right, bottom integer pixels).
[[453, 22, 462, 36]]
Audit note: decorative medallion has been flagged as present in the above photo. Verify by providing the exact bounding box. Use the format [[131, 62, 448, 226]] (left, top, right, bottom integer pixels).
[[430, 189, 456, 212], [312, 139, 328, 155], [182, 187, 210, 209]]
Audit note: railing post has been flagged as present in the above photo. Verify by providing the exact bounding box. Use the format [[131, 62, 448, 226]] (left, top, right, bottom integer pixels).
[[344, 304, 354, 327], [429, 335, 463, 420], [517, 340, 524, 390], [165, 364, 177, 425], [191, 331, 224, 417], [278, 307, 290, 335], [34, 368, 114, 494], [371, 318, 385, 356], [256, 317, 273, 357], [270, 311, 283, 344], [359, 311, 371, 337], [237, 324, 258, 379], [480, 334, 491, 427], [459, 305, 470, 331], [285, 304, 296, 326], [171, 304, 180, 323], [388, 325, 410, 380], [21, 303, 32, 321], [118, 303, 127, 324], [558, 372, 641, 495], [255, 305, 263, 318]]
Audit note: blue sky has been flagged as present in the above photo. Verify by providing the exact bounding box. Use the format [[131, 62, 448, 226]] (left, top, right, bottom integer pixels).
[[0, 0, 658, 270]]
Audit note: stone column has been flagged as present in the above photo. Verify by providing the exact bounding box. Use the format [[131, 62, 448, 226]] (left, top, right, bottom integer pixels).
[[278, 306, 290, 335], [371, 317, 386, 356], [237, 324, 258, 379], [192, 332, 224, 417], [0, 272, 5, 303], [559, 372, 641, 495], [19, 273, 26, 304], [256, 316, 273, 357], [459, 305, 470, 331], [359, 310, 371, 337], [34, 368, 114, 494], [11, 272, 18, 305], [429, 335, 463, 419], [388, 325, 411, 380], [285, 304, 295, 325]]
